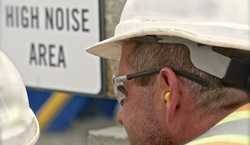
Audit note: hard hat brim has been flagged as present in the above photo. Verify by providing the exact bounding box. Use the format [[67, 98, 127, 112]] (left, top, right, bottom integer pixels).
[[2, 109, 40, 145], [26, 110, 40, 145], [17, 109, 40, 145], [87, 22, 249, 60]]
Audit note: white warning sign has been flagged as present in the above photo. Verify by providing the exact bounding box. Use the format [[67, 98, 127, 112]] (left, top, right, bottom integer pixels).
[[0, 0, 103, 95]]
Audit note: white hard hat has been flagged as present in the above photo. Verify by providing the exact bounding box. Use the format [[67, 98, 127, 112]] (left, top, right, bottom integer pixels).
[[0, 50, 39, 145], [87, 0, 250, 90], [87, 0, 249, 59]]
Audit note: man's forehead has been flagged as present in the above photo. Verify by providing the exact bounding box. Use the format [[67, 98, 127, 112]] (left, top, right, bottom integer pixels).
[[121, 40, 137, 54]]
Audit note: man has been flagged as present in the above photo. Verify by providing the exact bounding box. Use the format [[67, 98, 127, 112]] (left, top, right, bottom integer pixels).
[[0, 50, 39, 145], [87, 0, 249, 145]]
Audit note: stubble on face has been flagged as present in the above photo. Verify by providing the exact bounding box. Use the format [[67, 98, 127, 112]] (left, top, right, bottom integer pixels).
[[126, 89, 175, 145], [119, 42, 176, 145]]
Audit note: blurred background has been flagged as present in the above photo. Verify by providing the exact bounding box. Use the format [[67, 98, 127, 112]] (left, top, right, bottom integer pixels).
[[0, 0, 129, 145]]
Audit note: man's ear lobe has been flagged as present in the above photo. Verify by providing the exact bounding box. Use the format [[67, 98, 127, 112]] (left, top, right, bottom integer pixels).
[[160, 67, 181, 123]]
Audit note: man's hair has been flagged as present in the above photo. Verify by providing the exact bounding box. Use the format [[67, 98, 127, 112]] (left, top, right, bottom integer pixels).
[[127, 37, 249, 112]]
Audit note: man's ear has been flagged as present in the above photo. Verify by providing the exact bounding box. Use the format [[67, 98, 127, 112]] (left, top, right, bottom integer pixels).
[[160, 67, 181, 123]]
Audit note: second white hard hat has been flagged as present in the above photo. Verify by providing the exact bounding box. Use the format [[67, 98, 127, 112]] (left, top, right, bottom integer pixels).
[[0, 50, 39, 145]]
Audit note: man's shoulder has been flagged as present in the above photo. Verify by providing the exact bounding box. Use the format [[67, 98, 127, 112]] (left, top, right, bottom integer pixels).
[[186, 103, 250, 145]]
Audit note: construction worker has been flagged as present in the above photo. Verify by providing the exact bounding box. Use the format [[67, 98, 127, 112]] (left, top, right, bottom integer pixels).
[[0, 50, 39, 145], [87, 0, 249, 145]]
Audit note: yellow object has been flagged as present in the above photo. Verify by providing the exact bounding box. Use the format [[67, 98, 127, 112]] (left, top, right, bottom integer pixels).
[[37, 92, 72, 130], [164, 92, 171, 103], [186, 135, 249, 145]]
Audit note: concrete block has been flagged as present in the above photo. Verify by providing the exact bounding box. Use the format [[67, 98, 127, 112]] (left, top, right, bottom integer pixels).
[[88, 126, 129, 145]]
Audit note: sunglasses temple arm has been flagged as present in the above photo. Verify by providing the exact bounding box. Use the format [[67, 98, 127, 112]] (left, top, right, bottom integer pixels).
[[127, 69, 160, 80]]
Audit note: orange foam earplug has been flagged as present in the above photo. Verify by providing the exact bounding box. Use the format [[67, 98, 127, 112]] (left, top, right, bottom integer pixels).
[[164, 92, 171, 103]]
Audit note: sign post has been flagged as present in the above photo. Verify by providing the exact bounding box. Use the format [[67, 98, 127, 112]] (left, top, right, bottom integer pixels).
[[0, 0, 103, 95]]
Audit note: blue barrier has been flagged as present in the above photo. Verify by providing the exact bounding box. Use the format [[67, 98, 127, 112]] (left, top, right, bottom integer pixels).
[[27, 88, 117, 132]]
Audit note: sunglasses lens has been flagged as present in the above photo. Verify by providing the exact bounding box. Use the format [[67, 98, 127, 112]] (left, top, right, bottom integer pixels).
[[117, 85, 127, 95], [112, 75, 127, 105], [114, 84, 126, 105]]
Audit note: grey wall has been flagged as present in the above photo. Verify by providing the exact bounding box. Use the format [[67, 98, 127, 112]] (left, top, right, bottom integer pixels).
[[103, 0, 126, 97]]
